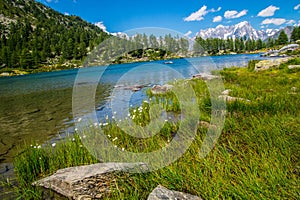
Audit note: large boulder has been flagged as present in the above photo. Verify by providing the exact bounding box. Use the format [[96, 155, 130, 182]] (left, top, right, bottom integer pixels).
[[33, 162, 147, 200], [147, 185, 202, 200], [151, 84, 174, 95], [192, 73, 219, 81], [254, 58, 291, 71]]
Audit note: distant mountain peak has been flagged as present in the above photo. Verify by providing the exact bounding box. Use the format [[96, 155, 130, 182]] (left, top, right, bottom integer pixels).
[[196, 21, 278, 40]]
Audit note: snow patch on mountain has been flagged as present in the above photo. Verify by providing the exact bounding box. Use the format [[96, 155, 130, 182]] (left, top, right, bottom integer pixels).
[[196, 21, 278, 40]]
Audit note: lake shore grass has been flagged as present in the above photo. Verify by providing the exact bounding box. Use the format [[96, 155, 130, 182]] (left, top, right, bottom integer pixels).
[[13, 58, 300, 199]]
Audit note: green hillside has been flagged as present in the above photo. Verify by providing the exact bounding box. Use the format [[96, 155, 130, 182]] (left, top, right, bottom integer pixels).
[[0, 0, 110, 74]]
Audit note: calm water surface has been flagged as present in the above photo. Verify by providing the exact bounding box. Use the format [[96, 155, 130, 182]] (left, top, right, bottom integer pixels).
[[0, 54, 267, 164]]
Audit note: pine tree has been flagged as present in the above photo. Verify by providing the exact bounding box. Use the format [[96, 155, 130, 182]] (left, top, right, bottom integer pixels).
[[276, 31, 288, 45], [291, 26, 300, 42]]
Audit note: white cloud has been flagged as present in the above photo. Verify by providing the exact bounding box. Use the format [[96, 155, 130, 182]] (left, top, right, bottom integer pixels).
[[213, 16, 222, 23], [64, 12, 70, 16], [286, 20, 296, 25], [211, 7, 222, 12], [94, 21, 108, 32], [184, 31, 193, 37], [184, 5, 222, 22], [224, 10, 248, 19], [257, 5, 279, 17], [261, 18, 286, 26], [184, 5, 208, 21], [45, 0, 58, 3], [294, 4, 300, 10]]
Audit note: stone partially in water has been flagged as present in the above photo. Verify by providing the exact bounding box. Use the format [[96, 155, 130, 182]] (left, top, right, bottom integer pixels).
[[147, 185, 202, 200], [33, 163, 148, 200], [151, 84, 173, 95]]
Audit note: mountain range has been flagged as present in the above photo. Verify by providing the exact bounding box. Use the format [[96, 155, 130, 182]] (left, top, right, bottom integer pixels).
[[196, 21, 291, 41]]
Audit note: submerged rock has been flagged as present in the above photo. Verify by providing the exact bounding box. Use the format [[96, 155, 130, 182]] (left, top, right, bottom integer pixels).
[[33, 163, 148, 200], [151, 84, 174, 95], [147, 185, 202, 200]]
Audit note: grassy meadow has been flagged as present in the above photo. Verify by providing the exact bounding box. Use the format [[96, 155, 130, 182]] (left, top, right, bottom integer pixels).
[[13, 58, 300, 199]]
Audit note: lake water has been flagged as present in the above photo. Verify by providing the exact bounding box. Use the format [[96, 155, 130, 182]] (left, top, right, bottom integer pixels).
[[0, 54, 267, 164]]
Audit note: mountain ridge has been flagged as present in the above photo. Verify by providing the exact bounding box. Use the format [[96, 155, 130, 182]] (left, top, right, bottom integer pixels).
[[196, 21, 284, 40]]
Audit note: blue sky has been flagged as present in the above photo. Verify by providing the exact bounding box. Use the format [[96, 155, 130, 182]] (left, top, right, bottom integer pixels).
[[37, 0, 300, 36]]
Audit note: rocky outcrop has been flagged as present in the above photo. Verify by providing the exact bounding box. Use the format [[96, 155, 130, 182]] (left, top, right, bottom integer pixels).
[[192, 73, 219, 81], [288, 65, 300, 70], [254, 58, 291, 71], [151, 84, 174, 95], [219, 95, 251, 102], [147, 185, 202, 200], [33, 163, 147, 200]]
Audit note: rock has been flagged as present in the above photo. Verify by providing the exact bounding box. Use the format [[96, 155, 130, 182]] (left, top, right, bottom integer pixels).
[[33, 163, 148, 200], [0, 72, 10, 77], [122, 84, 147, 92], [221, 89, 232, 95], [291, 87, 297, 92], [147, 185, 202, 200], [198, 121, 217, 130], [151, 84, 174, 95], [254, 58, 291, 71], [288, 65, 300, 70], [218, 95, 251, 102], [192, 73, 219, 81]]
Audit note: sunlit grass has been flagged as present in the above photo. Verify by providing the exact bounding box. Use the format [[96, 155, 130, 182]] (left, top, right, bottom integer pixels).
[[14, 58, 300, 199]]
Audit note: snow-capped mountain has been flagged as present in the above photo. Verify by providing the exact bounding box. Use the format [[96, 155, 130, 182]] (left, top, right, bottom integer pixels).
[[196, 21, 277, 40]]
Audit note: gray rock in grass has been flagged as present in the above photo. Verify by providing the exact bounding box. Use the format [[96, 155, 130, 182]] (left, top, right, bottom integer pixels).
[[147, 185, 202, 200], [33, 162, 148, 200]]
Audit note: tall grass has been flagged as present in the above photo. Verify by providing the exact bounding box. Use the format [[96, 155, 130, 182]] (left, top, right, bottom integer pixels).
[[14, 58, 300, 199]]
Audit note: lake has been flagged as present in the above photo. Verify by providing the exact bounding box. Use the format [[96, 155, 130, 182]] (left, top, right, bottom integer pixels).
[[0, 54, 266, 167]]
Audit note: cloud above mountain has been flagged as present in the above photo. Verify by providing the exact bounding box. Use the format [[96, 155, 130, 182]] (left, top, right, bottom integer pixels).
[[184, 5, 221, 22], [257, 5, 279, 17], [261, 18, 286, 26], [224, 9, 248, 19], [95, 21, 108, 32], [294, 4, 300, 10], [213, 16, 222, 23]]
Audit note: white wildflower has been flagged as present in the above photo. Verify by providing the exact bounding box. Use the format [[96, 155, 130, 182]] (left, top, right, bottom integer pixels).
[[107, 134, 111, 138], [52, 143, 56, 147], [37, 145, 41, 149], [112, 137, 118, 142], [77, 118, 82, 122], [122, 148, 125, 151]]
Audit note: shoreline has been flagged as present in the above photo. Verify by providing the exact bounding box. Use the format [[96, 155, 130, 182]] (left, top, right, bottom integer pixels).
[[0, 52, 264, 78]]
